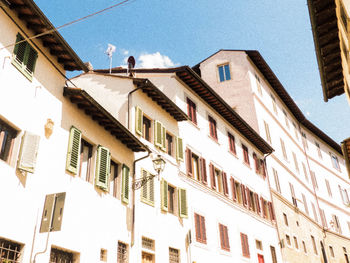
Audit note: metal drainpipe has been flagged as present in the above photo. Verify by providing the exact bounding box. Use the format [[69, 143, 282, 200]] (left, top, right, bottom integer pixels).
[[263, 152, 284, 253], [131, 148, 151, 247]]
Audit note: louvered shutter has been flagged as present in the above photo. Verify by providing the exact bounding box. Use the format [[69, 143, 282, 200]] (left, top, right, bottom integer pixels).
[[161, 125, 166, 151], [121, 164, 130, 204], [186, 148, 193, 177], [149, 177, 154, 204], [230, 177, 237, 201], [222, 172, 228, 196], [25, 47, 38, 74], [161, 179, 168, 211], [13, 33, 26, 64], [219, 224, 224, 249], [260, 160, 266, 178], [135, 106, 143, 135], [246, 188, 252, 209], [154, 120, 163, 147], [66, 126, 82, 174], [200, 158, 207, 184], [141, 169, 149, 202], [224, 226, 230, 250], [95, 146, 111, 191], [210, 163, 216, 189], [241, 185, 247, 207], [268, 202, 275, 221], [195, 214, 201, 242], [176, 137, 184, 162], [179, 188, 188, 218], [201, 216, 207, 243], [254, 193, 261, 214], [17, 131, 40, 173]]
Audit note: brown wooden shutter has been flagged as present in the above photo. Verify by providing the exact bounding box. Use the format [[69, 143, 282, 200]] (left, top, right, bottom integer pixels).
[[268, 202, 275, 221], [210, 163, 216, 190], [261, 197, 266, 218], [241, 233, 250, 257], [224, 226, 230, 250], [195, 213, 201, 242], [241, 185, 247, 207], [201, 216, 207, 244], [260, 160, 266, 178], [254, 193, 261, 214], [219, 224, 224, 249], [200, 158, 207, 184], [222, 172, 229, 196], [186, 148, 193, 177], [230, 177, 237, 201], [253, 153, 259, 173]]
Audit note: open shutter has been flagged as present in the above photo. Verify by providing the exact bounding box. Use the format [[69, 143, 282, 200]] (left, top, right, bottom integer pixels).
[[219, 224, 224, 249], [66, 126, 82, 175], [254, 193, 261, 214], [222, 172, 229, 196], [135, 106, 143, 135], [154, 120, 163, 147], [161, 125, 166, 151], [51, 192, 66, 232], [200, 158, 207, 184], [141, 169, 150, 203], [230, 177, 237, 201], [201, 216, 207, 243], [260, 160, 266, 178], [176, 137, 184, 162], [268, 202, 275, 221], [186, 148, 193, 177], [246, 188, 252, 209], [210, 163, 216, 189], [161, 179, 168, 211], [179, 188, 188, 218], [25, 46, 38, 74], [261, 197, 266, 218], [121, 164, 130, 204], [17, 131, 40, 173], [195, 214, 201, 242], [95, 146, 111, 191]]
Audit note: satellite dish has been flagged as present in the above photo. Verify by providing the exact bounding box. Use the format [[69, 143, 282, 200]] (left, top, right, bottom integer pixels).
[[127, 56, 136, 77]]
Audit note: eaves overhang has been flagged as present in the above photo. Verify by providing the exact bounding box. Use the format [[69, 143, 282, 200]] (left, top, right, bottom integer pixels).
[[63, 86, 147, 152]]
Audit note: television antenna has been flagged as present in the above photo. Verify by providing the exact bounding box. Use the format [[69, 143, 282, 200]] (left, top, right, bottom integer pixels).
[[105, 43, 116, 73]]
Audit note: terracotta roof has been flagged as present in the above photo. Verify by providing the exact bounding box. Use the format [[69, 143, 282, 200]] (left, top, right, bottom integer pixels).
[[93, 67, 274, 154], [307, 0, 344, 101], [5, 0, 87, 71], [63, 86, 147, 152], [193, 49, 342, 154]]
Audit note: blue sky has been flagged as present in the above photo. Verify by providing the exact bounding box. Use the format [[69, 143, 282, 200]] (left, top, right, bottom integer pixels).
[[35, 0, 350, 143]]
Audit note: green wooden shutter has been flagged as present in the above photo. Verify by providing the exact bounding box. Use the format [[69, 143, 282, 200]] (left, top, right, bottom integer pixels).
[[141, 169, 148, 202], [25, 46, 38, 74], [122, 164, 130, 204], [154, 120, 163, 147], [13, 33, 26, 64], [149, 177, 154, 204], [135, 106, 143, 135], [140, 169, 154, 206], [17, 131, 40, 173], [161, 179, 168, 211], [95, 146, 111, 191], [66, 126, 82, 174], [176, 137, 184, 162], [161, 125, 166, 151], [178, 188, 188, 218]]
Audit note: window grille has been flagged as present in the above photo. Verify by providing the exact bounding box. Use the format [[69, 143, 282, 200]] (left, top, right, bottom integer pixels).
[[142, 237, 155, 251], [0, 239, 22, 263], [49, 248, 73, 263], [117, 242, 128, 263], [169, 248, 180, 263]]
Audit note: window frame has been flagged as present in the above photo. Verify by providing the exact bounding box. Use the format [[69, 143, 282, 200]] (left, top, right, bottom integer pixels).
[[240, 233, 250, 258], [227, 132, 236, 155], [242, 144, 250, 166], [142, 115, 152, 142], [187, 97, 197, 125], [218, 63, 231, 82], [194, 213, 207, 244], [330, 153, 341, 171], [218, 223, 230, 251], [208, 115, 218, 141], [0, 119, 17, 164]]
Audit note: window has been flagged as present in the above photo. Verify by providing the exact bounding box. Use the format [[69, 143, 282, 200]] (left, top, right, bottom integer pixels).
[[194, 213, 206, 244], [186, 148, 207, 184], [311, 202, 318, 223], [142, 116, 152, 142], [283, 213, 288, 226], [240, 233, 250, 258], [79, 139, 93, 182], [231, 179, 243, 204], [166, 132, 174, 156], [270, 246, 277, 263], [293, 236, 299, 249], [329, 246, 335, 257], [302, 194, 309, 215], [161, 179, 187, 217], [255, 74, 262, 95], [49, 248, 74, 263], [325, 179, 332, 197], [218, 63, 231, 82], [100, 249, 107, 262], [280, 138, 288, 160], [272, 168, 281, 193], [285, 235, 291, 246], [219, 223, 230, 251], [140, 169, 154, 206], [289, 183, 297, 207], [330, 153, 340, 170], [292, 152, 299, 173], [339, 185, 350, 205], [187, 98, 197, 124], [293, 122, 299, 140], [0, 119, 17, 163], [311, 235, 318, 255], [310, 171, 318, 190], [142, 237, 155, 251], [282, 109, 289, 128], [242, 144, 250, 165], [0, 238, 22, 263], [253, 153, 260, 173], [302, 163, 309, 182], [121, 164, 130, 204], [109, 161, 119, 198], [315, 141, 322, 159], [270, 94, 278, 115], [302, 241, 307, 253], [208, 116, 218, 140], [255, 240, 263, 250], [209, 163, 228, 195], [332, 214, 342, 234], [169, 248, 180, 263], [117, 242, 128, 263], [301, 132, 308, 149], [263, 121, 272, 144], [12, 33, 38, 80], [228, 132, 236, 154], [142, 252, 154, 263], [168, 184, 176, 215]]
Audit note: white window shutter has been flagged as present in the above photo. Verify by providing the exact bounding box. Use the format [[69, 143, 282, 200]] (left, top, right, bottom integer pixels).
[[18, 131, 40, 173]]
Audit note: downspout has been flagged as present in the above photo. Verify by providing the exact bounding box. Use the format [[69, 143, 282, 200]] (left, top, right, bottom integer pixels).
[[131, 148, 151, 247]]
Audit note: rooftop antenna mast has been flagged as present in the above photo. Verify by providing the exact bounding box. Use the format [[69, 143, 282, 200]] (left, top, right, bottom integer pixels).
[[105, 44, 116, 74]]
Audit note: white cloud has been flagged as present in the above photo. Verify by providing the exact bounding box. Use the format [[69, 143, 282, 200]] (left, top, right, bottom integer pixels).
[[121, 49, 129, 56], [137, 52, 177, 68]]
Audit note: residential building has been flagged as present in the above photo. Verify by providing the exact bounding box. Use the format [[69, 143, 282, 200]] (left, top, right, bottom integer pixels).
[[193, 49, 350, 263], [307, 0, 350, 104]]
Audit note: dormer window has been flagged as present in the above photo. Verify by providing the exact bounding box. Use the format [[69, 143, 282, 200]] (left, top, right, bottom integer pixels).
[[218, 63, 231, 82]]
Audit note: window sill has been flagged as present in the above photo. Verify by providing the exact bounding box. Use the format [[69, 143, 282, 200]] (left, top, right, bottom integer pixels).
[[228, 150, 238, 159], [188, 120, 200, 130], [11, 59, 33, 82], [208, 135, 220, 145], [140, 199, 154, 207], [242, 161, 251, 170]]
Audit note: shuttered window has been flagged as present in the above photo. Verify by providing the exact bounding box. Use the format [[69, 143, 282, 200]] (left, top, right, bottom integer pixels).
[[200, 158, 207, 184], [12, 33, 38, 80], [253, 153, 260, 173], [222, 172, 229, 196], [194, 213, 206, 243], [178, 188, 188, 218], [272, 168, 281, 193], [161, 178, 168, 211], [66, 126, 82, 174], [240, 233, 250, 258], [228, 132, 236, 154], [264, 121, 271, 144], [121, 164, 130, 204], [95, 146, 111, 191], [242, 144, 250, 165], [18, 131, 40, 173], [154, 120, 165, 150], [268, 201, 275, 221], [135, 106, 143, 135], [187, 98, 197, 124], [230, 177, 237, 201], [219, 223, 230, 251], [208, 116, 218, 140], [270, 246, 277, 263], [0, 119, 17, 163], [141, 169, 154, 206], [209, 163, 216, 190], [302, 193, 309, 215]]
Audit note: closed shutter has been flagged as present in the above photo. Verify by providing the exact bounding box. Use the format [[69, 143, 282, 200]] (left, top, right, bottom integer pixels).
[[95, 146, 111, 191], [261, 197, 266, 218], [260, 160, 266, 178], [210, 163, 216, 189], [25, 46, 38, 74], [186, 148, 193, 177], [154, 120, 163, 147], [176, 137, 184, 162], [246, 188, 252, 209], [18, 131, 40, 173], [200, 158, 207, 184], [141, 169, 148, 201], [254, 193, 261, 214], [141, 169, 154, 206], [51, 192, 66, 232], [195, 213, 201, 242], [121, 164, 130, 204], [219, 224, 224, 249], [135, 106, 143, 135], [222, 172, 229, 196], [161, 179, 168, 211], [201, 216, 207, 243], [268, 202, 275, 220], [241, 185, 247, 207], [66, 126, 82, 174], [230, 177, 237, 201], [179, 188, 188, 218], [161, 125, 166, 151], [241, 233, 250, 257]]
